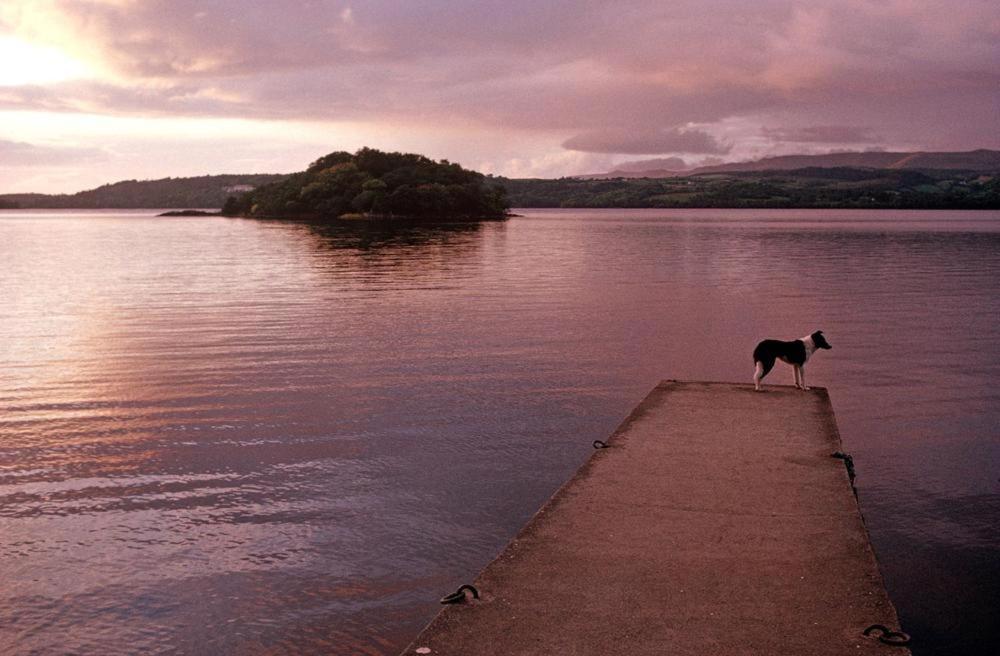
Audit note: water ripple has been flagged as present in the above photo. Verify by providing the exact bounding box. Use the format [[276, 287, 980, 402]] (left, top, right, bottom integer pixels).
[[1, 209, 998, 655]]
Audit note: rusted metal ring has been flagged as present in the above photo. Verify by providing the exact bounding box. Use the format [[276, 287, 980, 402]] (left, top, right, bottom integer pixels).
[[863, 624, 912, 646], [593, 440, 609, 449], [440, 584, 480, 604]]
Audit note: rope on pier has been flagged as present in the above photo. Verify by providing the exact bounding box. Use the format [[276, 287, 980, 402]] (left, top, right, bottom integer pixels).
[[831, 451, 856, 483], [593, 440, 609, 449], [863, 623, 912, 646], [440, 584, 480, 604]]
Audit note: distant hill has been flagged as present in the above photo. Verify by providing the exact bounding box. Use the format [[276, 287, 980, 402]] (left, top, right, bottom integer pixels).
[[584, 149, 1000, 179], [0, 174, 289, 209]]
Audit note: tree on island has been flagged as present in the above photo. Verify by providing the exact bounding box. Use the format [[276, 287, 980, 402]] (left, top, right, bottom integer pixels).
[[223, 148, 509, 220]]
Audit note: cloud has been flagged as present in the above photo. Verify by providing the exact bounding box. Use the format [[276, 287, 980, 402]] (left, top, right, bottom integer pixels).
[[0, 79, 255, 118], [761, 125, 878, 144], [613, 157, 689, 172], [563, 128, 730, 155], [0, 0, 997, 183], [0, 138, 105, 165], [486, 150, 616, 179]]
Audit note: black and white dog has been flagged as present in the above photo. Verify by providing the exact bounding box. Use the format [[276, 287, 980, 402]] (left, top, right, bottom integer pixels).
[[753, 331, 831, 391]]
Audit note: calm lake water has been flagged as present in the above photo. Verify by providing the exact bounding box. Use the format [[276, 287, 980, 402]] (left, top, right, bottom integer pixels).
[[1, 208, 998, 655]]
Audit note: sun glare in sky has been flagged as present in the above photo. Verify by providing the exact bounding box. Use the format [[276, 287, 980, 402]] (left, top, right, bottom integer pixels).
[[0, 36, 92, 86]]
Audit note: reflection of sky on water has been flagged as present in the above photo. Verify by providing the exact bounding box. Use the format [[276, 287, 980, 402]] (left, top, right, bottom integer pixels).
[[1, 209, 998, 655]]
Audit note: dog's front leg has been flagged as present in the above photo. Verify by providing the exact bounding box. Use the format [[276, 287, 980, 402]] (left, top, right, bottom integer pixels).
[[798, 366, 809, 391], [793, 366, 802, 389]]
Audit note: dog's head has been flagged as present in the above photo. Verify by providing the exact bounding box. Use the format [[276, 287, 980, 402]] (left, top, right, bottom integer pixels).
[[811, 330, 832, 349]]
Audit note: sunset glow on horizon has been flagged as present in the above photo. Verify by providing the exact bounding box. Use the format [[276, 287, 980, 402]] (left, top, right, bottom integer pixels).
[[1, 0, 998, 193]]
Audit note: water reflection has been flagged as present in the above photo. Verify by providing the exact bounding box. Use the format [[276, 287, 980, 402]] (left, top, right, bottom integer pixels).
[[0, 209, 997, 655], [295, 217, 492, 250]]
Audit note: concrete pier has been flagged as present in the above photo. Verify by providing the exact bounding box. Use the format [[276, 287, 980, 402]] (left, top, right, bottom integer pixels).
[[402, 381, 909, 655]]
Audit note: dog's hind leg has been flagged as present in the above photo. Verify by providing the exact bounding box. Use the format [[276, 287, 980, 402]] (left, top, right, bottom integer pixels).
[[753, 360, 770, 391]]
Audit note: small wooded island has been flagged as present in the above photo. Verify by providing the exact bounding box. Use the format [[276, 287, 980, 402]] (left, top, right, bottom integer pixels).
[[222, 148, 509, 221]]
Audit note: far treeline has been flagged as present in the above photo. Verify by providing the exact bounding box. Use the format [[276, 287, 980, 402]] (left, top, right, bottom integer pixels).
[[500, 168, 1000, 210], [0, 174, 287, 210], [2, 151, 999, 212], [223, 148, 509, 220]]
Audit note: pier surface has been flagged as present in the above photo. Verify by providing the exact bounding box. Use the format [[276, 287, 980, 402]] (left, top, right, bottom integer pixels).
[[403, 381, 908, 655]]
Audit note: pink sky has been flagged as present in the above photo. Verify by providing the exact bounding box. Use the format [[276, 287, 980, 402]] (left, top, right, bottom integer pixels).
[[1, 0, 998, 193]]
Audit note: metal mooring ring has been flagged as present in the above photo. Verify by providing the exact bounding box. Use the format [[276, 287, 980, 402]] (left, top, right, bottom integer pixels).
[[440, 584, 480, 604], [863, 624, 912, 646], [593, 440, 609, 449]]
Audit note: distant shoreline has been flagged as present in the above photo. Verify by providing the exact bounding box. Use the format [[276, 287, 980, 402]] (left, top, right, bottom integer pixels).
[[244, 208, 992, 217], [4, 200, 998, 212], [2, 163, 998, 212]]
